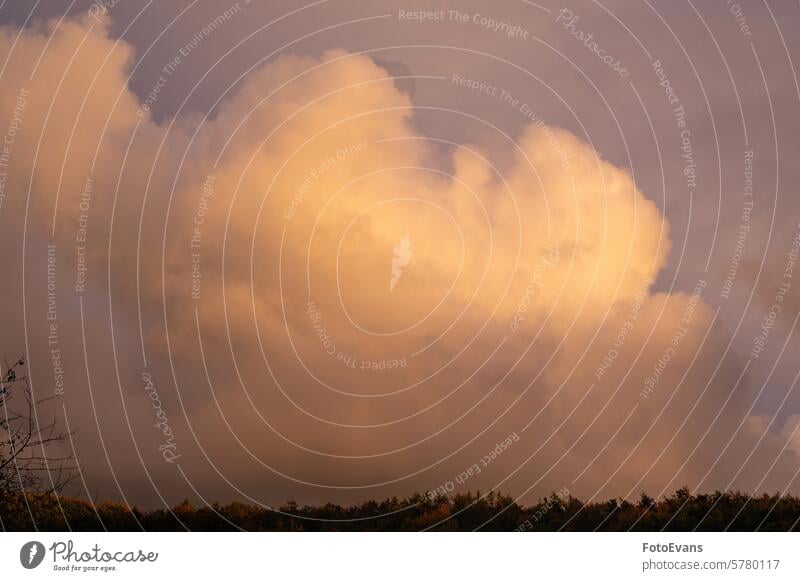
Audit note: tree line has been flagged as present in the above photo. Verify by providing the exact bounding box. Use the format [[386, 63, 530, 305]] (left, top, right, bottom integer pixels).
[[2, 488, 800, 531]]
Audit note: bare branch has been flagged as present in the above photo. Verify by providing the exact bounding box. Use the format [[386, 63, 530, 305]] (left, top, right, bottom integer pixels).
[[0, 356, 77, 497]]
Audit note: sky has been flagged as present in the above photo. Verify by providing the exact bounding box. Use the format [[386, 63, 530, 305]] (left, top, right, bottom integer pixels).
[[1, 0, 800, 512]]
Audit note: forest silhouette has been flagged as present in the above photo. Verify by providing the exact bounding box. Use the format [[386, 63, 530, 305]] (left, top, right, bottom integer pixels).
[[2, 489, 799, 531]]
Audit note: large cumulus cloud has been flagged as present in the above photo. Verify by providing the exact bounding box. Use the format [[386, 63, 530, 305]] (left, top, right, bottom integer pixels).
[[0, 14, 796, 508]]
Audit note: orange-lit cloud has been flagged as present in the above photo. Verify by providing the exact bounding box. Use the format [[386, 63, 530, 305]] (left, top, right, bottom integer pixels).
[[0, 15, 796, 507]]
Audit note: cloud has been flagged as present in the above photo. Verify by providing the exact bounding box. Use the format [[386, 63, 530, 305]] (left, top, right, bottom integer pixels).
[[0, 15, 796, 507]]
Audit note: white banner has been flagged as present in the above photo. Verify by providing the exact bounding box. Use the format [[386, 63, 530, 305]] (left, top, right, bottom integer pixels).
[[0, 532, 797, 580]]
